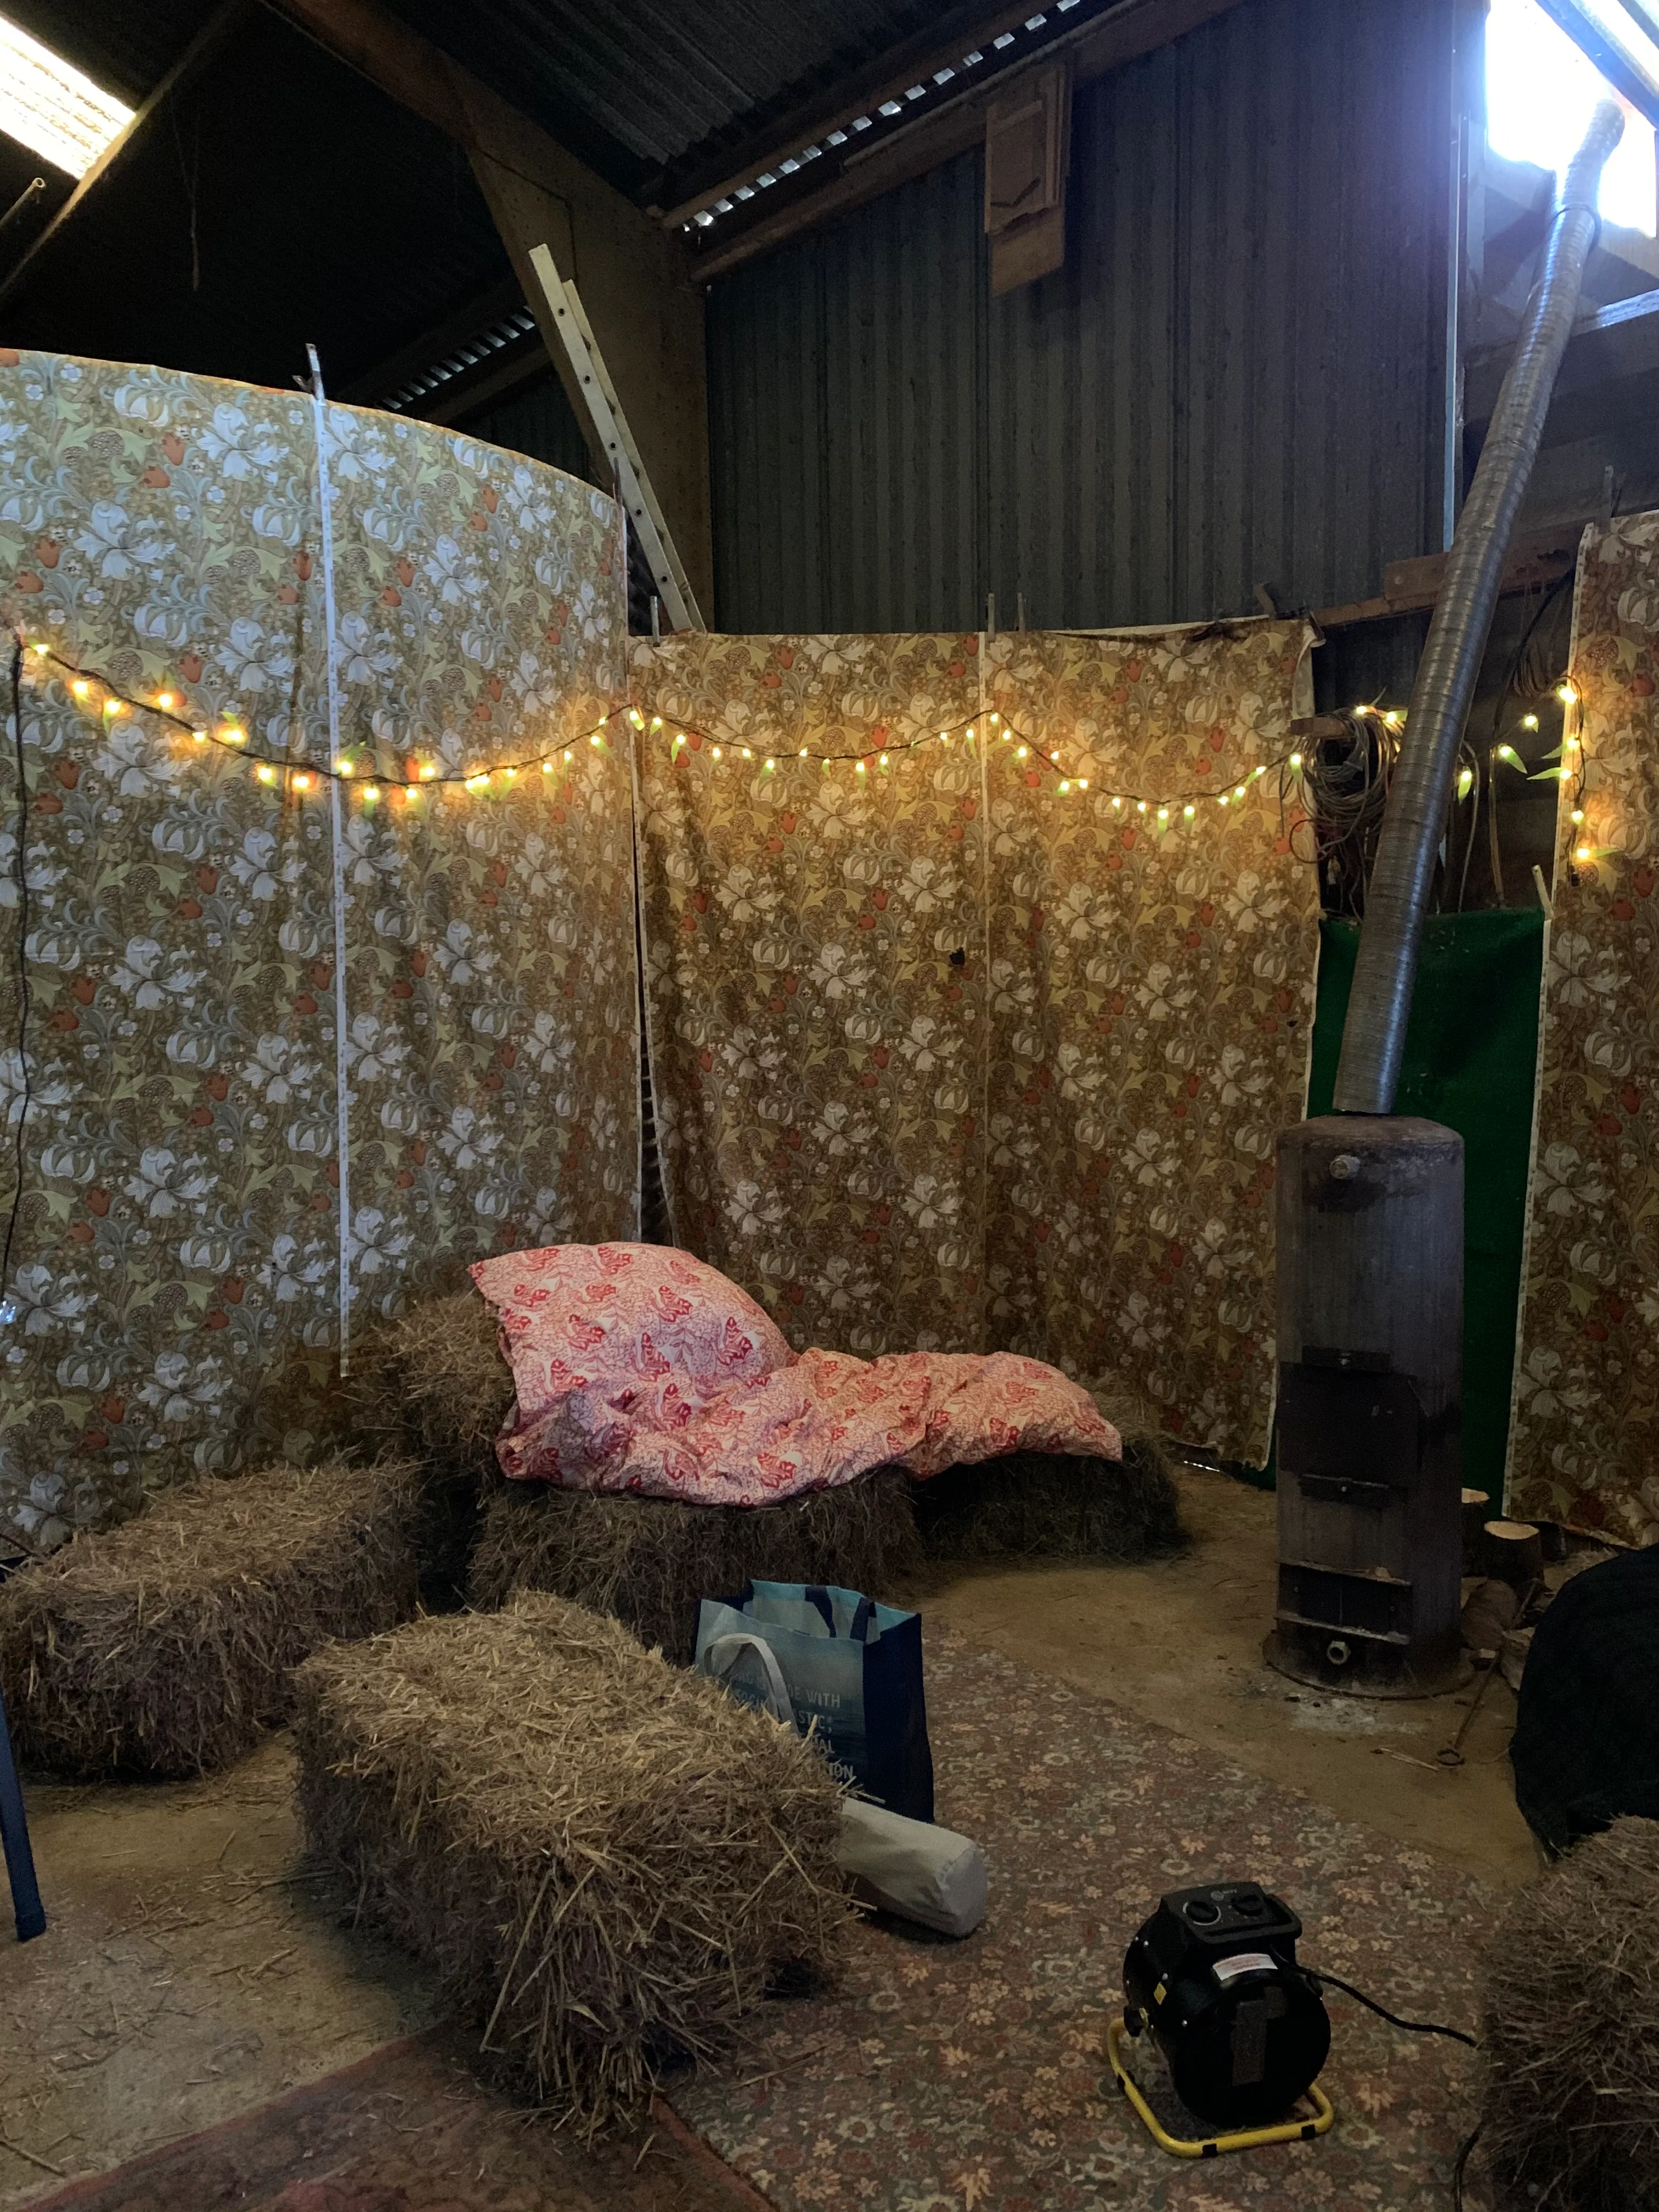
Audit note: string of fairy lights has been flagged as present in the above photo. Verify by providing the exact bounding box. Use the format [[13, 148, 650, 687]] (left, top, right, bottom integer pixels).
[[9, 635, 1602, 854]]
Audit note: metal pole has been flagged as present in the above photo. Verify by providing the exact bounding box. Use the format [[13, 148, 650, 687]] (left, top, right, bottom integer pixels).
[[1333, 99, 1624, 1114]]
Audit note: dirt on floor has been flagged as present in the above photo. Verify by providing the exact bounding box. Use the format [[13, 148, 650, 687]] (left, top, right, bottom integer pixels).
[[901, 1459, 1548, 1891], [0, 1462, 1545, 2206]]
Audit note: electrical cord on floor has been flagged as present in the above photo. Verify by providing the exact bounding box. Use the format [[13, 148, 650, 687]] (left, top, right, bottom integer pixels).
[[1452, 2123, 1482, 2211], [1305, 1967, 1480, 2047]]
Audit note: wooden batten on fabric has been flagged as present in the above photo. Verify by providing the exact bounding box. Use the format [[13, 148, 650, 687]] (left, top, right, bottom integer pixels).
[[631, 623, 1318, 1467], [1508, 513, 1659, 1547], [0, 352, 640, 1554]]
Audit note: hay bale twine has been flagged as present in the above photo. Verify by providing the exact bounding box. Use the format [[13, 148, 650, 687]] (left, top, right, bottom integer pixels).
[[293, 1593, 848, 2131], [0, 1458, 423, 1779], [910, 1435, 1186, 1563], [1482, 1815, 1659, 2211], [467, 1468, 923, 1663]]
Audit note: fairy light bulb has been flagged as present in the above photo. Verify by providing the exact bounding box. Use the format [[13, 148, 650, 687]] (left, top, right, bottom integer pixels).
[[1522, 713, 1539, 731], [855, 760, 866, 775], [630, 709, 644, 729], [1458, 767, 1475, 798], [1289, 752, 1303, 770], [1077, 778, 1088, 791], [1001, 730, 1012, 743], [1111, 796, 1121, 809], [799, 747, 808, 757], [192, 730, 207, 745], [70, 678, 89, 698], [1218, 794, 1229, 807], [1157, 806, 1169, 822], [742, 747, 753, 759], [223, 728, 245, 746], [712, 746, 722, 760], [1136, 800, 1146, 814], [419, 761, 437, 780], [256, 763, 276, 785], [363, 782, 380, 801], [1049, 750, 1059, 762], [590, 733, 601, 748], [1497, 743, 1516, 761], [989, 713, 1000, 725], [1015, 746, 1028, 760], [1576, 845, 1591, 861], [1571, 806, 1584, 823], [966, 726, 974, 741], [156, 691, 175, 710], [293, 772, 313, 792], [651, 716, 663, 730], [1059, 780, 1071, 793], [563, 749, 573, 763], [30, 642, 48, 658], [879, 753, 889, 767], [337, 758, 354, 776], [1234, 786, 1245, 799], [1183, 803, 1195, 818], [764, 758, 775, 772], [1558, 683, 1578, 706], [542, 760, 554, 775]]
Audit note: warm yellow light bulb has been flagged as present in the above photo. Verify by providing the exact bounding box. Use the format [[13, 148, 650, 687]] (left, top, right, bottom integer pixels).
[[1498, 743, 1515, 760], [590, 733, 601, 747], [542, 760, 554, 774], [1077, 778, 1088, 790], [1059, 780, 1070, 793], [989, 713, 999, 725], [712, 746, 722, 759], [1234, 786, 1245, 799], [70, 678, 89, 697], [1157, 806, 1169, 821], [156, 691, 174, 710], [764, 758, 775, 771], [1289, 752, 1302, 769], [337, 758, 354, 775], [1015, 746, 1028, 760], [293, 772, 313, 791], [1136, 800, 1146, 813], [966, 726, 974, 740], [1522, 713, 1539, 731], [855, 761, 866, 775], [742, 747, 753, 759], [256, 763, 276, 785], [1576, 844, 1591, 860], [419, 761, 437, 779], [799, 747, 808, 757], [1558, 683, 1578, 706], [879, 753, 889, 766], [1219, 794, 1229, 806], [192, 730, 207, 745], [363, 783, 380, 800], [30, 642, 48, 658], [1571, 806, 1584, 822], [564, 749, 573, 763], [1184, 804, 1195, 817], [223, 728, 246, 746]]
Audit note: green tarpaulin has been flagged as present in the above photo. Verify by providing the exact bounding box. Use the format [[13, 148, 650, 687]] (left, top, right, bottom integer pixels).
[[1245, 911, 1545, 1506]]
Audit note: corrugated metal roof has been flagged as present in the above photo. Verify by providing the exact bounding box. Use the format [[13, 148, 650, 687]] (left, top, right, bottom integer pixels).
[[380, 0, 941, 184], [707, 0, 1456, 632]]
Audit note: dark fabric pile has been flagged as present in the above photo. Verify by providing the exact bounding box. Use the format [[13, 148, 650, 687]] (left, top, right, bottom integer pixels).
[[1511, 1541, 1659, 1853]]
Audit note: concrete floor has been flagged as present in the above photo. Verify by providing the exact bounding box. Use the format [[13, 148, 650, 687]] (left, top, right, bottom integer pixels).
[[0, 1464, 1540, 2204]]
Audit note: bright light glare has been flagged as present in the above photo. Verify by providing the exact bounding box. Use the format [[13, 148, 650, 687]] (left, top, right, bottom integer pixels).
[[1487, 0, 1657, 235], [0, 13, 132, 179]]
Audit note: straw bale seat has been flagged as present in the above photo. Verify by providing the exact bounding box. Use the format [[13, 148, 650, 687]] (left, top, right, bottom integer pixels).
[[466, 1467, 923, 1663], [293, 1593, 847, 2130], [0, 1458, 422, 1778], [1482, 1815, 1659, 2211]]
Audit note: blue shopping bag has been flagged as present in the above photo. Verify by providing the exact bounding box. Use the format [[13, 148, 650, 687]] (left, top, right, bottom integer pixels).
[[695, 1581, 934, 1822]]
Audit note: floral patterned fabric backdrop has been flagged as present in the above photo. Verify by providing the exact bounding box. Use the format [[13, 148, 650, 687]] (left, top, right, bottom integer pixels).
[[1510, 514, 1659, 1544], [631, 634, 988, 1356], [633, 622, 1316, 1463], [0, 349, 635, 1554], [984, 624, 1316, 1462]]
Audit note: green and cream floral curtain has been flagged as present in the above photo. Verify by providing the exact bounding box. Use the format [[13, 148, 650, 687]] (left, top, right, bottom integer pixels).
[[1510, 514, 1659, 1544], [632, 621, 1317, 1463], [0, 351, 636, 1552]]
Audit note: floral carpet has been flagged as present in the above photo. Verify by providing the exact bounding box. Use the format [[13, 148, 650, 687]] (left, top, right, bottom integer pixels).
[[674, 1633, 1493, 2211]]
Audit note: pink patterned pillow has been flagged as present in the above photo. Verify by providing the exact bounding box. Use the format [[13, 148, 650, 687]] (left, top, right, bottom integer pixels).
[[469, 1243, 794, 1486]]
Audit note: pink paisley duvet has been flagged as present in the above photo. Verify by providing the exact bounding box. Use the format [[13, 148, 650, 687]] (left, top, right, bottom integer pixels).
[[469, 1243, 1121, 1506]]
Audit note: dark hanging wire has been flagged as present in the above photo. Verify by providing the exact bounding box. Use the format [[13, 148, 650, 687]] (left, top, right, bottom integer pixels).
[[1305, 1967, 1480, 2047], [2, 637, 32, 1317]]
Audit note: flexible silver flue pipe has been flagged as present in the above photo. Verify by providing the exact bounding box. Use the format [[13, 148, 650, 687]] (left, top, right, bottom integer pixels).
[[1333, 98, 1625, 1114]]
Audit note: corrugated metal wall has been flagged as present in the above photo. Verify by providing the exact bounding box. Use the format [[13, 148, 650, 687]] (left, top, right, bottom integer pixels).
[[707, 0, 1457, 633]]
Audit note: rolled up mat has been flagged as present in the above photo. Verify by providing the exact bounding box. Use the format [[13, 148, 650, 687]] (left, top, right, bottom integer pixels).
[[838, 1796, 986, 1938]]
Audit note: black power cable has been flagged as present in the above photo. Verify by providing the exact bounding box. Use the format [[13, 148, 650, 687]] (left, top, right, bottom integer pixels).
[[1452, 2121, 1483, 2211], [1306, 1966, 1480, 2047]]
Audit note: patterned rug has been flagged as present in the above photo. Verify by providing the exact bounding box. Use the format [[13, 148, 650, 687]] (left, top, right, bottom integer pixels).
[[674, 1633, 1494, 2211]]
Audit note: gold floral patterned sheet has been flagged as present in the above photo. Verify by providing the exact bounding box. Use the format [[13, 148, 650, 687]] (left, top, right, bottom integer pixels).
[[631, 633, 988, 1356], [0, 349, 635, 1553], [1510, 514, 1659, 1543], [984, 624, 1316, 1465], [633, 622, 1316, 1464]]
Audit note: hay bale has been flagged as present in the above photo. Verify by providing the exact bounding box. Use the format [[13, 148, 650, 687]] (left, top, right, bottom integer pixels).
[[0, 1459, 422, 1778], [1482, 1816, 1659, 2211], [910, 1436, 1186, 1562], [467, 1468, 923, 1663], [348, 1291, 512, 1483], [292, 1593, 848, 2130]]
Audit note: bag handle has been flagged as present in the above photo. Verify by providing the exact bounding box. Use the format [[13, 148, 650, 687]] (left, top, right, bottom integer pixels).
[[804, 1585, 877, 1644], [699, 1633, 796, 1730]]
